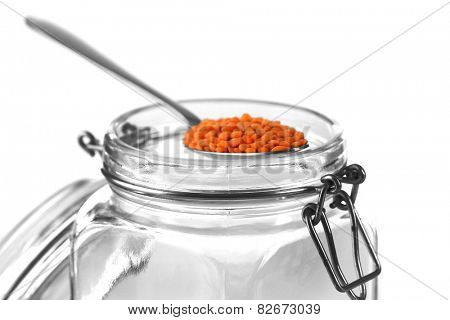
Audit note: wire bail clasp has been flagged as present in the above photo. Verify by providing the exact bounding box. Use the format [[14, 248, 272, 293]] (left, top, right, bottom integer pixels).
[[78, 123, 154, 158], [78, 131, 103, 157], [302, 164, 381, 300]]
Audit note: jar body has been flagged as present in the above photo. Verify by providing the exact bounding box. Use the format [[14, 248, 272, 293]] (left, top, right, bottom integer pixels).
[[69, 186, 378, 300], [70, 99, 379, 299]]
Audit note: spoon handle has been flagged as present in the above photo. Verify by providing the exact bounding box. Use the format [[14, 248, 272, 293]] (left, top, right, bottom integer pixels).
[[25, 17, 201, 126]]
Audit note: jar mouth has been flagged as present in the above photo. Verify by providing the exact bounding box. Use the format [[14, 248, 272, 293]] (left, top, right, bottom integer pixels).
[[103, 98, 347, 198]]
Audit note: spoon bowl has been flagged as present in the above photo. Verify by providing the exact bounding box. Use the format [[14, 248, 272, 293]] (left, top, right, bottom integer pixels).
[[189, 142, 310, 157]]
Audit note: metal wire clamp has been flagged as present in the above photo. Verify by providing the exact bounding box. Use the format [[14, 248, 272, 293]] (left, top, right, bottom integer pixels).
[[302, 164, 381, 300], [78, 131, 103, 157]]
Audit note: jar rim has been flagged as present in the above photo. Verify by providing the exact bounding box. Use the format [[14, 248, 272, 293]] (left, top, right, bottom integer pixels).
[[103, 98, 347, 197], [108, 98, 343, 165]]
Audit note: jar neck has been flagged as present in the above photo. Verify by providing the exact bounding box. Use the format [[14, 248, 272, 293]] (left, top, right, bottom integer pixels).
[[101, 144, 347, 201], [108, 186, 318, 233], [101, 182, 345, 235]]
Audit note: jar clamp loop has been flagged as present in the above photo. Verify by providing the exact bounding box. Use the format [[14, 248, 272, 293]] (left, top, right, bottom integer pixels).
[[78, 124, 154, 158], [302, 164, 381, 300], [78, 131, 102, 157]]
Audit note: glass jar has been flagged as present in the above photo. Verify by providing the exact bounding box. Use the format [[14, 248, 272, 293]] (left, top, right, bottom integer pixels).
[[0, 99, 380, 300]]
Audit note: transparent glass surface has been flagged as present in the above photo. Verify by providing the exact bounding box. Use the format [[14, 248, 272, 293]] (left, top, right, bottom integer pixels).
[[69, 99, 378, 299], [70, 186, 377, 299]]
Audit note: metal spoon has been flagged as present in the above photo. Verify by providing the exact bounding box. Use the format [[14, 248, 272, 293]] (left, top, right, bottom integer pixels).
[[26, 17, 309, 156], [25, 16, 201, 127]]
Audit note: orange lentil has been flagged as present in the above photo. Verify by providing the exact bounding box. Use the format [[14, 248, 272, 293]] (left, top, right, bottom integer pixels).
[[198, 140, 208, 147], [229, 138, 241, 147], [243, 134, 255, 144], [238, 144, 248, 152], [222, 126, 235, 132], [292, 139, 308, 148], [231, 130, 243, 138], [253, 140, 262, 148], [205, 131, 216, 139], [217, 140, 228, 149], [216, 146, 226, 153], [218, 132, 230, 141], [291, 136, 299, 143], [294, 131, 304, 140], [271, 145, 289, 152], [183, 113, 308, 153], [261, 133, 272, 143], [241, 113, 252, 121]]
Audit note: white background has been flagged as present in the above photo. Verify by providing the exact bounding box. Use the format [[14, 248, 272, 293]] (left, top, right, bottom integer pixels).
[[0, 0, 449, 301]]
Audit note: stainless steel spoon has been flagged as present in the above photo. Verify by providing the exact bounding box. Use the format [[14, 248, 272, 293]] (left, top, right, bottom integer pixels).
[[25, 16, 201, 127], [26, 17, 309, 156]]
